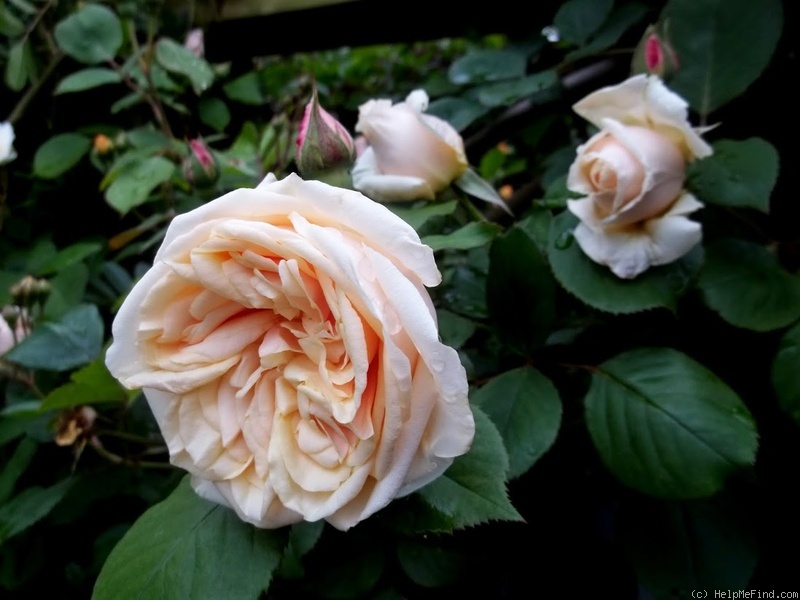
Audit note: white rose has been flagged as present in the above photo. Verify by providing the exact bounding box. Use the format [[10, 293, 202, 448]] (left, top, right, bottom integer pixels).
[[0, 122, 17, 165], [566, 75, 712, 279], [0, 307, 29, 355], [105, 173, 474, 531], [352, 89, 468, 202]]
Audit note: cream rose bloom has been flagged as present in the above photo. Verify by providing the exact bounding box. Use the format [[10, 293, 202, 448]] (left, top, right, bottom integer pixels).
[[0, 122, 17, 165], [352, 90, 468, 202], [105, 173, 474, 530], [566, 75, 712, 279], [0, 307, 29, 355]]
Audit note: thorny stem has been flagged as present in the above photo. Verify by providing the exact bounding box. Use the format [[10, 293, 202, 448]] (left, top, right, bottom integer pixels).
[[108, 55, 175, 141]]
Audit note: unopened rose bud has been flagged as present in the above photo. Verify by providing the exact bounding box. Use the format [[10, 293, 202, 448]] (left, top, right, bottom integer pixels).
[[632, 25, 679, 79], [0, 306, 29, 354], [10, 275, 50, 307], [295, 88, 355, 177], [182, 138, 219, 189], [184, 28, 204, 58], [55, 406, 98, 447], [0, 121, 17, 165], [93, 134, 114, 155]]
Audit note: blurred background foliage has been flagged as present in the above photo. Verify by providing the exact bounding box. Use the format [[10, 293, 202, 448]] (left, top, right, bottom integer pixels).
[[1, 0, 797, 598]]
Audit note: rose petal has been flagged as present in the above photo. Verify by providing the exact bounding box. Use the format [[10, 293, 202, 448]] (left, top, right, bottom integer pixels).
[[573, 74, 712, 160], [570, 191, 703, 279]]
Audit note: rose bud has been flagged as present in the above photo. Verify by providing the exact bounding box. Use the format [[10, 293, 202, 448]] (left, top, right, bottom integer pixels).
[[632, 25, 680, 79], [55, 406, 98, 447], [93, 134, 114, 155], [182, 138, 220, 189], [184, 28, 205, 58], [0, 121, 17, 165], [295, 88, 356, 177], [352, 89, 468, 202], [1, 306, 29, 355], [565, 75, 712, 279]]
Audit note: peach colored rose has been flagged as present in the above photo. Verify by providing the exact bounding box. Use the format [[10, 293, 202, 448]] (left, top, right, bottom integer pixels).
[[566, 75, 712, 279], [105, 173, 474, 530], [352, 90, 468, 202]]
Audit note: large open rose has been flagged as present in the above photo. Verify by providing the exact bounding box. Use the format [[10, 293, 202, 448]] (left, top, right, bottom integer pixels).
[[105, 173, 474, 530], [566, 75, 712, 279]]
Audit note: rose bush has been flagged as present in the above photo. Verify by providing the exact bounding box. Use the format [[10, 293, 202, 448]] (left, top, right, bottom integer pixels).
[[0, 121, 17, 165], [105, 173, 474, 530], [352, 89, 468, 202], [566, 74, 712, 278]]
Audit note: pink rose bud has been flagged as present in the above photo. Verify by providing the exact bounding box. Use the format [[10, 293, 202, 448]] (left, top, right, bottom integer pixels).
[[184, 28, 204, 58], [295, 88, 355, 176], [632, 25, 679, 79], [182, 138, 219, 189]]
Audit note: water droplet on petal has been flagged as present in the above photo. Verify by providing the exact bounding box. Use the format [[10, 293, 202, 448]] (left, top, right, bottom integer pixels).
[[555, 228, 575, 249], [382, 300, 402, 335], [430, 359, 446, 373]]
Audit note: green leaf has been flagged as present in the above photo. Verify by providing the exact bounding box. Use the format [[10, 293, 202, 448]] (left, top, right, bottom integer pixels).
[[127, 127, 170, 150], [771, 322, 800, 425], [488, 220, 557, 354], [277, 520, 324, 579], [55, 68, 121, 94], [385, 200, 457, 231], [623, 497, 756, 597], [0, 479, 73, 543], [8, 0, 36, 15], [453, 168, 510, 212], [566, 3, 649, 60], [0, 5, 25, 37], [36, 240, 103, 276], [155, 38, 214, 95], [396, 540, 464, 588], [33, 133, 92, 179], [547, 210, 700, 314], [198, 97, 231, 132], [661, 0, 783, 115], [585, 348, 758, 499], [426, 97, 490, 132], [4, 40, 29, 91], [554, 0, 614, 45], [223, 72, 265, 105], [41, 355, 128, 411], [93, 477, 286, 600], [418, 406, 522, 528], [105, 156, 176, 214], [475, 70, 559, 108], [697, 239, 800, 332], [422, 222, 501, 252], [0, 437, 37, 504], [473, 367, 562, 479], [687, 138, 779, 212], [44, 262, 90, 319], [448, 49, 527, 85], [6, 304, 104, 371], [54, 4, 123, 64], [310, 545, 384, 599], [436, 309, 476, 350]]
